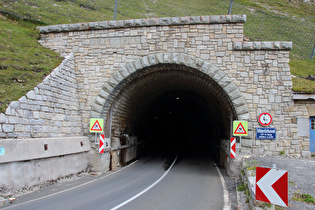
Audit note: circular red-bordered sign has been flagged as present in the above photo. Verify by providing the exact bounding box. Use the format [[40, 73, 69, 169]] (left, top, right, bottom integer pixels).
[[258, 112, 272, 126]]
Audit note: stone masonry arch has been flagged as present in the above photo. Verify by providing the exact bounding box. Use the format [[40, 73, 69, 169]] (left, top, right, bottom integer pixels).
[[92, 53, 249, 119], [91, 53, 249, 142]]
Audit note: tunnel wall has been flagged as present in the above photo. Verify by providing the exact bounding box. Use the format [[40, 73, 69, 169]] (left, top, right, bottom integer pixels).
[[1, 15, 308, 158]]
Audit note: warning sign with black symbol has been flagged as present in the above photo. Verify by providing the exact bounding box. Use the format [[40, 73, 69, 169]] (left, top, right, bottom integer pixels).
[[233, 121, 248, 136], [90, 118, 104, 133]]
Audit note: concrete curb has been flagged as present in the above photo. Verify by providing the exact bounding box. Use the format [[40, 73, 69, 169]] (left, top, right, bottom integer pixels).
[[0, 197, 15, 207], [235, 180, 242, 209], [0, 197, 6, 207], [241, 158, 264, 210]]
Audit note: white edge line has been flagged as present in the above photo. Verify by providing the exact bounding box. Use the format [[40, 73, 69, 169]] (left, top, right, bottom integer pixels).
[[110, 154, 178, 210], [3, 160, 139, 209], [214, 163, 230, 210]]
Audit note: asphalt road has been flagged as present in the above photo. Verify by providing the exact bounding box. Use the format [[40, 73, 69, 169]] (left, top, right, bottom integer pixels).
[[3, 153, 225, 210]]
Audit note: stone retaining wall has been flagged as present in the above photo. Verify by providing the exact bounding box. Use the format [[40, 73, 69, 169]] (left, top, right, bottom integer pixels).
[[0, 53, 83, 139]]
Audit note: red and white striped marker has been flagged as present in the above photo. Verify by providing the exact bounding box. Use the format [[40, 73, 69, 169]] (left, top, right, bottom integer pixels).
[[230, 137, 236, 158], [99, 134, 105, 153], [256, 167, 288, 207]]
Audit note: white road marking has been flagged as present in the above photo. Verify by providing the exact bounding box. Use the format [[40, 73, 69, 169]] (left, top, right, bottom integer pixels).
[[214, 163, 231, 210], [110, 154, 178, 210], [3, 160, 139, 209]]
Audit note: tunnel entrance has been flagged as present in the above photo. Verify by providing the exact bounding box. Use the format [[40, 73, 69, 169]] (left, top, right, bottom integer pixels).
[[136, 90, 223, 157], [101, 62, 238, 162]]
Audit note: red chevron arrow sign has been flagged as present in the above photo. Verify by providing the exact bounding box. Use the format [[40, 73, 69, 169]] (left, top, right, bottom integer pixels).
[[256, 167, 288, 207], [230, 137, 236, 158], [99, 134, 105, 153]]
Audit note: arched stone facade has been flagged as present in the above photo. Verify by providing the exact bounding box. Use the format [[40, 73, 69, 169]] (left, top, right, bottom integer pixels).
[[2, 15, 309, 158], [91, 53, 249, 137]]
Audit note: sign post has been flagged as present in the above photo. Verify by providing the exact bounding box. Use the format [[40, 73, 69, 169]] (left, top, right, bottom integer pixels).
[[256, 166, 288, 207]]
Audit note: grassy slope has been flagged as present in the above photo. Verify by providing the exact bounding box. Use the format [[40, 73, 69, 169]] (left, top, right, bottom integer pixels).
[[0, 0, 314, 113]]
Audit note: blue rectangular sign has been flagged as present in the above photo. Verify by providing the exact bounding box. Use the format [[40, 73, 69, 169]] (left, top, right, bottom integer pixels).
[[256, 128, 276, 140], [0, 147, 4, 155]]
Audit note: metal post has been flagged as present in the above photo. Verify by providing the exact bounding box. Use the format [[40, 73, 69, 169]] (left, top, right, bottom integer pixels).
[[271, 204, 275, 210], [228, 0, 234, 15], [239, 136, 242, 150], [113, 0, 118, 20], [311, 42, 315, 59]]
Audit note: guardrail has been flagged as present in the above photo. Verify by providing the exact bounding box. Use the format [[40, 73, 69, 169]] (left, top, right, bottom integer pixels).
[[110, 142, 144, 151]]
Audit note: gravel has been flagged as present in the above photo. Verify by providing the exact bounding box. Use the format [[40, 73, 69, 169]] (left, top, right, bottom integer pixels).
[[243, 155, 315, 209]]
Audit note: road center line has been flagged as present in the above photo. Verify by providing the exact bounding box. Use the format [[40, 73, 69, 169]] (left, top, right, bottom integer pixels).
[[3, 160, 139, 209], [110, 154, 178, 210]]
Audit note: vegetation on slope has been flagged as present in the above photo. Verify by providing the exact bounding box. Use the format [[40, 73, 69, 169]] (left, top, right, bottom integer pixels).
[[0, 0, 314, 113]]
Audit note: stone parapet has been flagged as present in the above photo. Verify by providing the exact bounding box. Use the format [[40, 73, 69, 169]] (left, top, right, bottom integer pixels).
[[233, 41, 292, 51], [0, 136, 90, 163], [37, 15, 246, 34]]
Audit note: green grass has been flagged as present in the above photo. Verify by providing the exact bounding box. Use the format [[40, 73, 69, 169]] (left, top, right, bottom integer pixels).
[[0, 0, 314, 113], [292, 193, 315, 204], [237, 183, 246, 191], [290, 59, 315, 93], [0, 16, 63, 112]]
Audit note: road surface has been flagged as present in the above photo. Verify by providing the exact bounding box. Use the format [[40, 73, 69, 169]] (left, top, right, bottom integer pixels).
[[3, 153, 226, 210]]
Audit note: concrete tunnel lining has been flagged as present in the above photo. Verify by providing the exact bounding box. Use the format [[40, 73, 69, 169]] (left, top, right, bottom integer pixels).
[[91, 53, 249, 156]]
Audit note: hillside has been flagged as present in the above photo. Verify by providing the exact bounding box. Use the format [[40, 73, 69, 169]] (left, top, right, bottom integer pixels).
[[0, 0, 314, 113]]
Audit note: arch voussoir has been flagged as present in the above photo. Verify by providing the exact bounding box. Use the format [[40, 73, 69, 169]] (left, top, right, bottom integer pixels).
[[93, 53, 249, 121]]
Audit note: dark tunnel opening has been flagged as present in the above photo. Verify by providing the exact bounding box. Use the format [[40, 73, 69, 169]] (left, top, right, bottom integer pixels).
[[135, 90, 226, 159], [107, 64, 236, 164]]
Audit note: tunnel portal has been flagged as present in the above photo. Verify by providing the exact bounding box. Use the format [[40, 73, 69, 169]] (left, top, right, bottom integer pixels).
[[107, 63, 237, 159]]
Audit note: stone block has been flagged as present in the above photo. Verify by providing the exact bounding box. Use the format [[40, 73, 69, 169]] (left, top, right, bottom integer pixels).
[[9, 101, 20, 109], [8, 116, 19, 124], [3, 124, 14, 133], [242, 139, 253, 147], [301, 151, 311, 158], [212, 70, 225, 82], [233, 42, 242, 50], [261, 42, 274, 50], [0, 113, 6, 123], [148, 54, 157, 65], [281, 42, 292, 50]]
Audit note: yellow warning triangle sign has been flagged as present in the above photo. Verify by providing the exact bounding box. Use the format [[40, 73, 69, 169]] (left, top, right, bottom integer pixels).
[[90, 118, 104, 133], [234, 123, 247, 134], [233, 121, 248, 136], [91, 121, 102, 131]]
